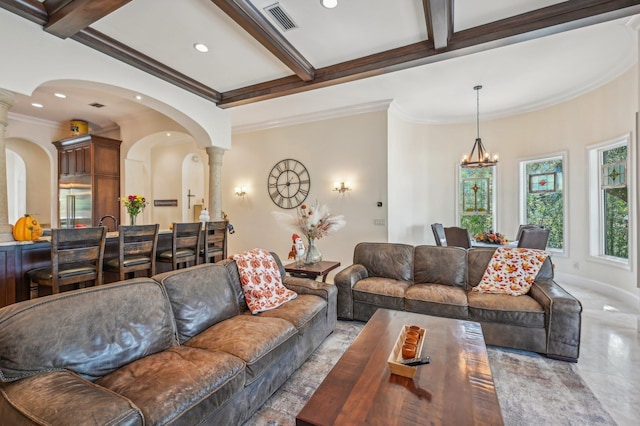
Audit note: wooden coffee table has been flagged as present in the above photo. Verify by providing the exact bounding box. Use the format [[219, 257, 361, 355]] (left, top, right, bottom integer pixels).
[[296, 309, 503, 425]]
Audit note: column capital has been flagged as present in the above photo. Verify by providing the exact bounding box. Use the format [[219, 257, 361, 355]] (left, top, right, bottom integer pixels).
[[205, 146, 225, 163], [0, 89, 15, 127]]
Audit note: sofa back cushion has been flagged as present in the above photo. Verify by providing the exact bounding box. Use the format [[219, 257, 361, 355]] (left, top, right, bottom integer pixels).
[[0, 279, 177, 382], [468, 247, 554, 289], [154, 263, 240, 344], [353, 242, 414, 282], [414, 245, 467, 287]]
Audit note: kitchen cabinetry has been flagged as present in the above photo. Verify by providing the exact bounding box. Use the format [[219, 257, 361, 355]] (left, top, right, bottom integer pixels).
[[53, 135, 121, 229]]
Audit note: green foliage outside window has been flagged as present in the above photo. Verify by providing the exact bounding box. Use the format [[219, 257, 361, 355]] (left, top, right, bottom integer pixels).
[[525, 158, 564, 250], [459, 167, 493, 236], [602, 146, 628, 259]]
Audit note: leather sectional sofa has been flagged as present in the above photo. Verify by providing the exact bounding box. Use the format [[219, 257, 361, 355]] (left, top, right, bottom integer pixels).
[[335, 243, 582, 362], [0, 253, 336, 425]]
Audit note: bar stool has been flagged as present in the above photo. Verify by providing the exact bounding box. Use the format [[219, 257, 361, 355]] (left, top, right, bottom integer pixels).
[[157, 222, 202, 270], [201, 220, 228, 263], [28, 227, 107, 297], [104, 224, 159, 281]]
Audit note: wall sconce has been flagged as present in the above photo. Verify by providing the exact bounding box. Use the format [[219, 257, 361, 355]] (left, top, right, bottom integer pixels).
[[235, 186, 246, 197], [333, 181, 351, 194]]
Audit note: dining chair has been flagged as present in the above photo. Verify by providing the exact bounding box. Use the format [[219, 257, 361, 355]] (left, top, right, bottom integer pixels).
[[157, 222, 202, 270], [201, 220, 228, 263], [431, 223, 447, 246], [517, 228, 550, 250], [28, 226, 107, 297], [443, 226, 472, 249], [515, 224, 543, 242], [104, 224, 159, 281]]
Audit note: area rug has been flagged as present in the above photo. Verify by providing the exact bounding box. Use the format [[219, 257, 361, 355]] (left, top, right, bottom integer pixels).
[[245, 321, 615, 426]]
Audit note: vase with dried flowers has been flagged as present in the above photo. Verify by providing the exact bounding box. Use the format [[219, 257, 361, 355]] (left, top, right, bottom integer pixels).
[[120, 195, 148, 225], [273, 200, 346, 265]]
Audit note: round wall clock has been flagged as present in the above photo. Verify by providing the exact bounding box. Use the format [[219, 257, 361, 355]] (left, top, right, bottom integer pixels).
[[268, 159, 310, 209]]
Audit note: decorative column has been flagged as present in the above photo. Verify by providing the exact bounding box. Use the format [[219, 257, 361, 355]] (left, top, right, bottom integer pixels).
[[0, 89, 15, 242], [205, 146, 225, 220]]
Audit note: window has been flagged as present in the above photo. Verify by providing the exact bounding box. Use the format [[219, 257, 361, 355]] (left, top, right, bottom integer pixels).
[[588, 136, 629, 263], [459, 166, 495, 236], [520, 155, 565, 252]]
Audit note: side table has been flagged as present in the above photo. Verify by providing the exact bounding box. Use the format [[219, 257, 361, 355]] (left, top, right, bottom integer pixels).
[[284, 260, 341, 282]]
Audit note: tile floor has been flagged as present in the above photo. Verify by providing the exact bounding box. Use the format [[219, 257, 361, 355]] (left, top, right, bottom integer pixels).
[[560, 281, 640, 426]]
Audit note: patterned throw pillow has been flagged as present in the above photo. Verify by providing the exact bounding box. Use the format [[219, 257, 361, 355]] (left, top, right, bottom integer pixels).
[[232, 248, 297, 314], [473, 248, 549, 296]]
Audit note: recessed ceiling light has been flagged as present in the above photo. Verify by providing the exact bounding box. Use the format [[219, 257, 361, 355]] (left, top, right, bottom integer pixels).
[[54, 93, 66, 98], [135, 95, 142, 101], [166, 132, 172, 137], [31, 103, 44, 108], [194, 43, 209, 53], [321, 0, 338, 8]]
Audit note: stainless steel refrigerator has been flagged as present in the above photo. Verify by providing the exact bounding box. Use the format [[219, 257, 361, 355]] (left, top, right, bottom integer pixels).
[[59, 176, 92, 228]]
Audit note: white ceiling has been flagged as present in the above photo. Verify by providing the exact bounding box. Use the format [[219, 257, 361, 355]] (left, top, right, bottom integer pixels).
[[7, 0, 639, 133]]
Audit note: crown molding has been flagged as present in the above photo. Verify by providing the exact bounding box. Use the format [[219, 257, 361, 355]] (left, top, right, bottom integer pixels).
[[8, 111, 59, 128], [232, 99, 392, 134]]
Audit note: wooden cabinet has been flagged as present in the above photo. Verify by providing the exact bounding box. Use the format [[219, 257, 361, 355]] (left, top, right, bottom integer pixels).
[[53, 135, 121, 229]]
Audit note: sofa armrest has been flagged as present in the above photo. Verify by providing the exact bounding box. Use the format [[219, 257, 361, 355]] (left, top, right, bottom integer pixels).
[[529, 280, 582, 361], [0, 371, 143, 425], [334, 264, 368, 320]]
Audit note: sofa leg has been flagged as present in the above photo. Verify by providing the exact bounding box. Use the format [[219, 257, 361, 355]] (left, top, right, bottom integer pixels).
[[546, 354, 578, 363]]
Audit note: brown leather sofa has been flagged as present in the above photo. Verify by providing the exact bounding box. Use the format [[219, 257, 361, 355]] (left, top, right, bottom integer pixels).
[[0, 253, 336, 425], [335, 243, 582, 362]]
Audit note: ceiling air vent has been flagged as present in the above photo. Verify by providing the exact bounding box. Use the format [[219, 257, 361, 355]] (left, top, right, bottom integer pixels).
[[264, 3, 298, 31], [89, 102, 105, 108]]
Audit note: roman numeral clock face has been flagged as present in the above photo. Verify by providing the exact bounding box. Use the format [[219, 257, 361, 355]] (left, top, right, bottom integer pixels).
[[268, 159, 310, 209]]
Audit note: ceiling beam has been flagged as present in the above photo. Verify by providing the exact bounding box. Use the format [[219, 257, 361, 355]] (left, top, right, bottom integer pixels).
[[2, 0, 640, 109], [210, 0, 315, 82], [44, 0, 132, 39], [0, 0, 47, 24], [0, 0, 220, 103], [218, 0, 640, 107], [424, 0, 452, 50], [72, 28, 222, 103]]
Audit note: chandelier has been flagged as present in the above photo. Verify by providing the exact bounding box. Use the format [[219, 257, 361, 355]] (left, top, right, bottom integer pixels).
[[461, 85, 498, 168]]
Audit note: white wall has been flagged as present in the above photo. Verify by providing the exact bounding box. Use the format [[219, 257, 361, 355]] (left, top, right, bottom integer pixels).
[[389, 66, 638, 298], [223, 110, 389, 279]]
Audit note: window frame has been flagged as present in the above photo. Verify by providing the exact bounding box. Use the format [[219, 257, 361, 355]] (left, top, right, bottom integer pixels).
[[518, 152, 568, 256], [456, 164, 498, 234], [587, 134, 632, 269]]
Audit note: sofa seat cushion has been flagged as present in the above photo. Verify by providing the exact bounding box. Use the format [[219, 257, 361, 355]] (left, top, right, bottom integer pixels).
[[246, 294, 326, 336], [1, 371, 144, 425], [467, 292, 545, 328], [96, 346, 245, 426], [353, 277, 409, 311], [405, 284, 469, 319], [185, 315, 298, 385]]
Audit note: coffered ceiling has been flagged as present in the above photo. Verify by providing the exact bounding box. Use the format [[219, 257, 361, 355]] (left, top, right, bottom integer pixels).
[[3, 0, 640, 132]]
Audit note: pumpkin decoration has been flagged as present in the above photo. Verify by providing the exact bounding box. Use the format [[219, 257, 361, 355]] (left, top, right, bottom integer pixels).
[[13, 214, 44, 241]]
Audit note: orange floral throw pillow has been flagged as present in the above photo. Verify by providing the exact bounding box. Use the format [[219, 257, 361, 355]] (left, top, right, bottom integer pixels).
[[232, 248, 297, 314], [473, 248, 549, 296]]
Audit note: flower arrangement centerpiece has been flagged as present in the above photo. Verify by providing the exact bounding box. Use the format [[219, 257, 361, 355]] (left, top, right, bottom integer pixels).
[[273, 200, 346, 265], [474, 230, 509, 245], [120, 195, 148, 225]]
